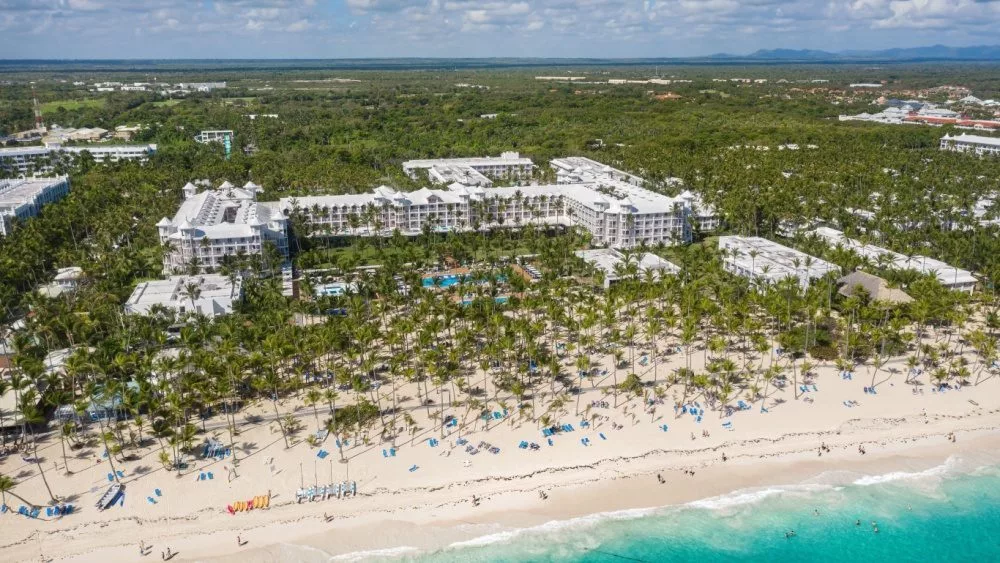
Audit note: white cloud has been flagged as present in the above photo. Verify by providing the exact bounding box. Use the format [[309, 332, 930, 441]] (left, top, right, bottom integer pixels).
[[1, 0, 997, 57]]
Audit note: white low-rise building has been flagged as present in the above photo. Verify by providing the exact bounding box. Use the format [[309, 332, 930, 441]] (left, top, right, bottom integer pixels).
[[125, 274, 241, 317], [403, 152, 534, 186], [0, 144, 156, 175], [576, 248, 679, 288], [719, 236, 840, 289], [38, 266, 85, 298], [940, 134, 1000, 156], [809, 227, 976, 293], [551, 156, 646, 186], [175, 82, 227, 92], [156, 181, 288, 274], [0, 176, 70, 236], [194, 130, 234, 144]]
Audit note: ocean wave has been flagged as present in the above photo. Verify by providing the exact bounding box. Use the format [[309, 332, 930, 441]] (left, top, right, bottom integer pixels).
[[328, 545, 420, 561], [435, 457, 992, 555], [852, 455, 963, 486], [685, 483, 834, 510], [446, 506, 660, 549]]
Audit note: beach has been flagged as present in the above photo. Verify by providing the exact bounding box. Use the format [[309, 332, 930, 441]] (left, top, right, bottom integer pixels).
[[3, 336, 1000, 562]]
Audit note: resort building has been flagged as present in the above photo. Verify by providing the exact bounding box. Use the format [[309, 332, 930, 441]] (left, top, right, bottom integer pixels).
[[0, 144, 157, 175], [809, 227, 976, 293], [719, 236, 840, 289], [0, 176, 70, 236], [575, 248, 680, 289], [939, 134, 1000, 156], [280, 156, 717, 248], [194, 130, 234, 144], [402, 152, 534, 186], [156, 181, 288, 274], [125, 274, 242, 318], [175, 82, 227, 92], [550, 156, 718, 234], [38, 266, 86, 298], [551, 156, 646, 186]]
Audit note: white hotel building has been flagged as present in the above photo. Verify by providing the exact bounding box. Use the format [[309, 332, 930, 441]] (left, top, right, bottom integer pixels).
[[940, 134, 1000, 157], [0, 176, 70, 236], [156, 181, 288, 274], [719, 236, 840, 289], [402, 152, 534, 187], [810, 227, 976, 293], [156, 156, 719, 272], [281, 156, 716, 248], [0, 144, 157, 175], [125, 274, 241, 318]]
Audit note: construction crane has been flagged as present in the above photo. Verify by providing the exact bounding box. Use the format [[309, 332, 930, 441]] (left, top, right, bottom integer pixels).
[[31, 83, 45, 131]]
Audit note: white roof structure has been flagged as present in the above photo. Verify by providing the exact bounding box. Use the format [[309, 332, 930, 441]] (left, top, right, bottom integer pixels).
[[550, 156, 646, 186], [402, 152, 533, 186], [719, 236, 840, 289], [809, 227, 976, 292], [125, 274, 242, 317], [941, 133, 1000, 147], [576, 248, 679, 288], [159, 181, 279, 241], [0, 176, 71, 236]]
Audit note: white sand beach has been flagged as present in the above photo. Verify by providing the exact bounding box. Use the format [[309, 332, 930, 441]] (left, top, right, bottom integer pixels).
[[3, 336, 999, 562]]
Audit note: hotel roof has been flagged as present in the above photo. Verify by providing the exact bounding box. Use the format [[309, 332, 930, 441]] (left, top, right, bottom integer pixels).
[[0, 176, 68, 209], [810, 227, 977, 287], [720, 236, 840, 281], [942, 133, 1000, 147], [162, 182, 281, 240], [402, 152, 533, 169], [125, 275, 240, 311]]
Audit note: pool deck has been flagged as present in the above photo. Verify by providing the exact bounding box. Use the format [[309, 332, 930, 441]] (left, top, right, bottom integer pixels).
[[431, 267, 471, 278]]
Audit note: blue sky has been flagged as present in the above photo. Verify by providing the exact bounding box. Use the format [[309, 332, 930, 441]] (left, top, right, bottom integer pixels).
[[2, 1, 999, 59]]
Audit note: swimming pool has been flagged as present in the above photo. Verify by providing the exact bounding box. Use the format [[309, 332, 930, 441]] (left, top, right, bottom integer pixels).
[[422, 274, 508, 288], [460, 296, 509, 306], [315, 282, 352, 297]]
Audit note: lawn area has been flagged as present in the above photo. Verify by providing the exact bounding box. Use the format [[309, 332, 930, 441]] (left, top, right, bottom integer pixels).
[[150, 99, 183, 107], [40, 98, 106, 114]]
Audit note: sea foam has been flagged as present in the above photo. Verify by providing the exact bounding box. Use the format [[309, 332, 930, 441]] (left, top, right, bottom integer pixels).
[[446, 506, 660, 549], [852, 455, 963, 486]]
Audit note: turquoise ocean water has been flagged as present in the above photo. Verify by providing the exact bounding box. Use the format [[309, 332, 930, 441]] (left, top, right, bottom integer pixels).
[[296, 455, 1000, 562], [397, 456, 1000, 563]]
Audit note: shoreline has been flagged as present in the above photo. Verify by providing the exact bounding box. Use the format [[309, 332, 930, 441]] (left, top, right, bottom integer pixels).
[[26, 410, 1000, 562]]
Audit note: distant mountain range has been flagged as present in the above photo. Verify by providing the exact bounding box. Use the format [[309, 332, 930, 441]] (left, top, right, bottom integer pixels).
[[3, 45, 1000, 72], [716, 44, 1000, 62]]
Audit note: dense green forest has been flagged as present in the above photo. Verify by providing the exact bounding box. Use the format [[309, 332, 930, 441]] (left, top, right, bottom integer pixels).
[[2, 63, 998, 318]]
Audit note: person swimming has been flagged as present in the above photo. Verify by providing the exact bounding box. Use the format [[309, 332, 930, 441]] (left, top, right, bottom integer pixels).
[[785, 530, 797, 539]]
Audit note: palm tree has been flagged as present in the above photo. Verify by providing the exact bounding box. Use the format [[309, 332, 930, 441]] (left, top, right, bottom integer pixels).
[[0, 473, 36, 508]]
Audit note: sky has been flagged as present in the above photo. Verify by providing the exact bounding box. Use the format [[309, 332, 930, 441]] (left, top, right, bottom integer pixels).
[[2, 0, 999, 59]]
